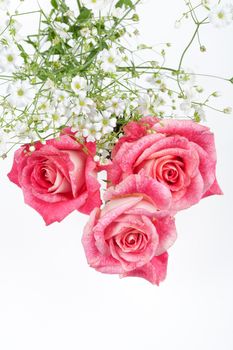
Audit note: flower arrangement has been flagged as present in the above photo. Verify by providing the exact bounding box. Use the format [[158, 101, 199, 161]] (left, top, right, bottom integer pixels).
[[0, 0, 232, 284]]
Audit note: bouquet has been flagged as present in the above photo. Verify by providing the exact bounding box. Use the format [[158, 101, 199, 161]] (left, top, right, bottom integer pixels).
[[0, 0, 232, 284]]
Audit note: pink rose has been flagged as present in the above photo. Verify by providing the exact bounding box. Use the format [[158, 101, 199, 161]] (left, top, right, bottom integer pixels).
[[82, 174, 176, 285], [8, 133, 101, 225], [108, 119, 222, 211]]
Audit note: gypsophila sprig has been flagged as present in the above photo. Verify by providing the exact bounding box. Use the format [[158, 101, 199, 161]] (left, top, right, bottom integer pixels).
[[0, 0, 232, 161]]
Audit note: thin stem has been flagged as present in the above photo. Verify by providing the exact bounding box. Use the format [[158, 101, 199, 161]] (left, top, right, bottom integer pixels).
[[177, 16, 208, 95], [191, 73, 231, 82], [11, 10, 41, 17], [117, 66, 178, 73], [76, 0, 82, 11]]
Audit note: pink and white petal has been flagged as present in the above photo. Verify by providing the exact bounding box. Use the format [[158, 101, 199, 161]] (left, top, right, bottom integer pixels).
[[65, 150, 86, 196], [171, 172, 204, 211], [79, 188, 102, 215], [134, 136, 190, 167], [82, 208, 102, 265], [23, 188, 88, 225], [121, 252, 168, 285], [190, 141, 219, 194], [105, 174, 172, 211], [153, 119, 216, 157], [47, 134, 82, 151], [202, 179, 223, 198], [82, 208, 123, 273], [85, 156, 101, 195], [154, 216, 177, 255], [95, 262, 124, 274], [8, 147, 27, 186], [114, 134, 165, 173], [125, 198, 161, 217]]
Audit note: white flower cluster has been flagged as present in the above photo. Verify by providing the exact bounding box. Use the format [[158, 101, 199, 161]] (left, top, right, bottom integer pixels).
[[69, 75, 120, 142], [0, 0, 231, 160]]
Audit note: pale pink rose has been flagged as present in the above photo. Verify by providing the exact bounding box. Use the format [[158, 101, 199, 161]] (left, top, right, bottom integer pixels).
[[82, 174, 176, 285], [108, 119, 222, 211], [8, 133, 101, 225]]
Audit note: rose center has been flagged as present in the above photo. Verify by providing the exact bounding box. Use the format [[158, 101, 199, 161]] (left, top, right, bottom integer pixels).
[[125, 233, 137, 246]]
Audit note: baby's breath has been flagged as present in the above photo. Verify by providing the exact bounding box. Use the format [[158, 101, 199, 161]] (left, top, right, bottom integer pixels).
[[0, 0, 232, 159]]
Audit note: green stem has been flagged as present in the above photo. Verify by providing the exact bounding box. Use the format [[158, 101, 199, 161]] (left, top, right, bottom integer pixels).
[[178, 24, 200, 74], [76, 0, 82, 11], [193, 102, 224, 113], [177, 16, 208, 95], [11, 10, 41, 17], [117, 66, 178, 73], [191, 73, 231, 82]]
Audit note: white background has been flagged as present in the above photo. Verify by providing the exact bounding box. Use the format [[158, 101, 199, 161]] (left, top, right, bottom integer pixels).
[[0, 1, 233, 349]]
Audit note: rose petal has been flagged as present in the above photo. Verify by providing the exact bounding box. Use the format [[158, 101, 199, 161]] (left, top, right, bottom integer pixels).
[[121, 252, 168, 285], [105, 173, 172, 211]]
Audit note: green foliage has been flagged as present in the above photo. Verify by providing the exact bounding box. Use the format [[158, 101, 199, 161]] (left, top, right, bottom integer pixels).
[[51, 0, 58, 10], [77, 7, 92, 22], [116, 0, 134, 9]]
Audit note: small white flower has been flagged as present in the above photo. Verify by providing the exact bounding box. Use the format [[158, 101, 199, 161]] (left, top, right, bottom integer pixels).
[[44, 78, 56, 90], [99, 48, 122, 73], [194, 106, 206, 121], [80, 27, 91, 38], [64, 10, 76, 19], [53, 22, 70, 40], [112, 7, 125, 18], [209, 4, 233, 28], [94, 155, 100, 162], [53, 103, 68, 118], [7, 81, 36, 108], [71, 75, 88, 96], [39, 36, 52, 52], [82, 122, 102, 142], [37, 97, 53, 114], [100, 111, 117, 134], [179, 88, 196, 113], [73, 96, 94, 114], [223, 106, 232, 114], [83, 0, 111, 10], [179, 68, 196, 86], [29, 145, 36, 152], [180, 101, 192, 113], [137, 95, 152, 116], [71, 115, 88, 133], [105, 97, 125, 115], [87, 108, 102, 122], [14, 122, 37, 143], [0, 46, 23, 73], [53, 89, 70, 105]]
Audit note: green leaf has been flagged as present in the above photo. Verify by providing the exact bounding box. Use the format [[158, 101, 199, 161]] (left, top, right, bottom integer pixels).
[[77, 7, 92, 22], [116, 0, 134, 8], [229, 77, 233, 84], [51, 0, 58, 9]]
